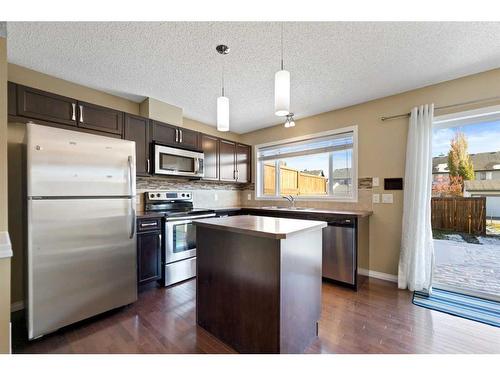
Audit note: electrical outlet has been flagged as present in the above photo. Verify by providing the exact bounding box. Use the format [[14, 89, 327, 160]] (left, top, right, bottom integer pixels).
[[372, 177, 379, 187], [372, 193, 380, 204], [214, 193, 218, 201], [247, 193, 252, 200], [382, 193, 393, 204]]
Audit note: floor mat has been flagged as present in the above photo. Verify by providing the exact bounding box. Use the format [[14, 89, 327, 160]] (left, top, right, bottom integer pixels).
[[413, 288, 500, 327]]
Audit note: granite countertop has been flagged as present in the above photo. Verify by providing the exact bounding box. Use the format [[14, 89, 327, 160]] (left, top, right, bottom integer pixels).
[[213, 206, 373, 217], [193, 215, 327, 240]]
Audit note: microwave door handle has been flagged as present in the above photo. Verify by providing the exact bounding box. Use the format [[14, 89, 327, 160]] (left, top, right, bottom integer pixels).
[[179, 129, 183, 143], [194, 158, 199, 174], [175, 129, 179, 143]]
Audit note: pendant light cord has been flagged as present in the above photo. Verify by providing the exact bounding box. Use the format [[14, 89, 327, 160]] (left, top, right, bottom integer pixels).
[[280, 23, 284, 70], [221, 57, 225, 97]]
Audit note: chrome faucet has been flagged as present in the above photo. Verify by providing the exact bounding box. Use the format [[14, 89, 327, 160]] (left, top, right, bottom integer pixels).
[[282, 195, 296, 209]]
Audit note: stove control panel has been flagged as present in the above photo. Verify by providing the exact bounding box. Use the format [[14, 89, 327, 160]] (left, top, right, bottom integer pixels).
[[145, 191, 192, 202]]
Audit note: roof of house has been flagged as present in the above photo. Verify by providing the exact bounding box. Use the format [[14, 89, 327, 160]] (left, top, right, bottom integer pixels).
[[432, 151, 500, 173], [301, 169, 325, 177], [464, 179, 500, 192]]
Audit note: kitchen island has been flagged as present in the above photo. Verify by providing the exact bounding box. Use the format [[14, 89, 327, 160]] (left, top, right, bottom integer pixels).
[[194, 215, 327, 354]]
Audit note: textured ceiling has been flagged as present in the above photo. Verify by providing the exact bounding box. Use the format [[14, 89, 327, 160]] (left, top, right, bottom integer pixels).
[[6, 22, 500, 133]]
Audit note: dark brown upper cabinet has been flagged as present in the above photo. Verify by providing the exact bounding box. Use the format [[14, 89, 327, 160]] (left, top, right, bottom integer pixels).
[[152, 120, 199, 151], [218, 140, 252, 183], [17, 85, 78, 127], [77, 101, 123, 135], [236, 143, 251, 183], [200, 134, 219, 180], [219, 139, 237, 182], [124, 114, 151, 176], [8, 82, 17, 116]]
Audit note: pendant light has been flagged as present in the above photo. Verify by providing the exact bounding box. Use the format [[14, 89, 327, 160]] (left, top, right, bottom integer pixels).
[[284, 113, 295, 128], [216, 44, 230, 132], [275, 23, 290, 116]]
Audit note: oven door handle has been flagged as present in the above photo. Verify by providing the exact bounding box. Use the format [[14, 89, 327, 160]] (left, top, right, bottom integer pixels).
[[165, 213, 216, 222]]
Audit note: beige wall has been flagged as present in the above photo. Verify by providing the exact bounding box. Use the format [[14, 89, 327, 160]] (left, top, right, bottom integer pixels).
[[241, 68, 500, 276], [1, 35, 11, 353]]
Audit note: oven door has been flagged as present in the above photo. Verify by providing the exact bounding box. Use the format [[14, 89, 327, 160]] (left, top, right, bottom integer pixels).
[[164, 214, 215, 263], [154, 144, 204, 177]]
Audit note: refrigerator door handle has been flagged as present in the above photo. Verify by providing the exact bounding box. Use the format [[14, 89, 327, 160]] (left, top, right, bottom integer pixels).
[[127, 155, 134, 196], [130, 204, 136, 239]]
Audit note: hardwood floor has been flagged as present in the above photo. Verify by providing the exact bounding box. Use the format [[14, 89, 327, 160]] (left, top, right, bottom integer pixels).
[[12, 277, 500, 354]]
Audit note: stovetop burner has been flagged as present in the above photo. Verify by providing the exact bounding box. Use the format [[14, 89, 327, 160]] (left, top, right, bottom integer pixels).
[[144, 190, 215, 218]]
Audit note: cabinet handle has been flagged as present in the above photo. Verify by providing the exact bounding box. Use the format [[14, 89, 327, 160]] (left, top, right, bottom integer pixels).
[[146, 158, 150, 173], [179, 129, 183, 143], [175, 128, 179, 142], [140, 222, 157, 227], [71, 103, 76, 121], [79, 104, 84, 123]]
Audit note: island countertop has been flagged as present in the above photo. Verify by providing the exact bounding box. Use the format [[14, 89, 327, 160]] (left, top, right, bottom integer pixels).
[[193, 215, 327, 239]]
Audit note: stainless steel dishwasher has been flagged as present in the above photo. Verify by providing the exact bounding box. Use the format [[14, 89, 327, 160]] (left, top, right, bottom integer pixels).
[[322, 217, 357, 287]]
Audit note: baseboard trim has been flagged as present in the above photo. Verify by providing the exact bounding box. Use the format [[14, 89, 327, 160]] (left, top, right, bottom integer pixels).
[[11, 300, 24, 313], [359, 268, 398, 283]]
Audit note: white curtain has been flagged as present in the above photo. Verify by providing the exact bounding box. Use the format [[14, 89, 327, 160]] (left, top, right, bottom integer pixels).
[[398, 104, 435, 293]]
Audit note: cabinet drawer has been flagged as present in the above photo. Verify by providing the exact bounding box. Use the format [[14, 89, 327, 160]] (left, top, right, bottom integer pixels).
[[137, 218, 162, 232]]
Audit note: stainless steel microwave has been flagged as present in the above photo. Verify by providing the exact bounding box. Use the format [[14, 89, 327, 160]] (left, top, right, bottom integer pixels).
[[154, 144, 204, 177]]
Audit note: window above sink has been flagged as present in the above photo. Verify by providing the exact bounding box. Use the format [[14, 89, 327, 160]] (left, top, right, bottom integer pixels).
[[255, 126, 358, 202]]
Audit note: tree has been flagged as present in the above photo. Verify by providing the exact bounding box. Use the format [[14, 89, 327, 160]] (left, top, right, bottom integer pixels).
[[447, 131, 475, 184]]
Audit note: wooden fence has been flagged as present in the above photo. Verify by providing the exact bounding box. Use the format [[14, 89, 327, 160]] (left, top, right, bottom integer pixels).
[[431, 197, 486, 235], [263, 164, 328, 196]]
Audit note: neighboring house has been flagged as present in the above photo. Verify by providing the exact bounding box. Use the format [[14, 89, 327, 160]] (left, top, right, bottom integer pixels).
[[464, 180, 500, 219], [301, 169, 325, 177], [332, 167, 351, 185], [432, 151, 500, 182]]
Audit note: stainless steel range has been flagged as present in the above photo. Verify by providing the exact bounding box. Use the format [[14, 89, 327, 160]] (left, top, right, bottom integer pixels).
[[144, 191, 215, 286]]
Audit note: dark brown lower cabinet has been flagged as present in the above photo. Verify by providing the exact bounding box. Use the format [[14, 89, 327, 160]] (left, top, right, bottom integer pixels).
[[137, 222, 162, 285]]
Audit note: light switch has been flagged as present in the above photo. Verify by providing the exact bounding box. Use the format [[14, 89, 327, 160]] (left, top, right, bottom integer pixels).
[[372, 177, 379, 187], [372, 193, 380, 204], [382, 193, 393, 204], [214, 193, 218, 201], [247, 193, 252, 200]]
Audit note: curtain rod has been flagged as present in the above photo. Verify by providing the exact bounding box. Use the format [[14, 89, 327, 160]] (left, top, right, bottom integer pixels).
[[380, 95, 500, 121]]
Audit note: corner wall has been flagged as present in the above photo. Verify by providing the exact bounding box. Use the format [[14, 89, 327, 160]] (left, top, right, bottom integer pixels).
[[0, 25, 12, 354]]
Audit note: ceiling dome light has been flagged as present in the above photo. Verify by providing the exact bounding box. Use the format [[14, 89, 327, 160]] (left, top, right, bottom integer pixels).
[[284, 113, 295, 128], [275, 23, 290, 117], [216, 45, 230, 132]]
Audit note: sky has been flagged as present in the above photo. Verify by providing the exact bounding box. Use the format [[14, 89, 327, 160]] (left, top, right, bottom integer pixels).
[[432, 120, 500, 157]]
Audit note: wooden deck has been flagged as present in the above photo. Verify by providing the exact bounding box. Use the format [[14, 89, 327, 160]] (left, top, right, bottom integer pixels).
[[12, 277, 500, 354]]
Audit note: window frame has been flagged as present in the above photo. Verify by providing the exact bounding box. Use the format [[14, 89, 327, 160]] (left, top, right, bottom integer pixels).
[[254, 125, 358, 202]]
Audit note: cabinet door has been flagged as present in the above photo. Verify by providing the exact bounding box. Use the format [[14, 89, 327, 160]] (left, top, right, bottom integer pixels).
[[178, 128, 199, 150], [236, 143, 251, 183], [17, 85, 77, 126], [152, 121, 178, 146], [77, 101, 124, 135], [219, 139, 236, 181], [124, 114, 151, 176], [137, 231, 162, 285], [201, 134, 219, 180], [8, 82, 17, 116]]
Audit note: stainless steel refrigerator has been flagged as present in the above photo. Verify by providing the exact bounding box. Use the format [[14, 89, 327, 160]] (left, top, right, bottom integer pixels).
[[26, 123, 137, 339]]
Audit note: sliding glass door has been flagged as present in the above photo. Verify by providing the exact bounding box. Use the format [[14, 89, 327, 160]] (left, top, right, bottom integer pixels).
[[431, 105, 500, 301]]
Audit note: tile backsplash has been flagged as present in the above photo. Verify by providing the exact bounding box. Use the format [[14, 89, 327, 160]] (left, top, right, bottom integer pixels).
[[136, 176, 250, 210], [137, 176, 372, 212]]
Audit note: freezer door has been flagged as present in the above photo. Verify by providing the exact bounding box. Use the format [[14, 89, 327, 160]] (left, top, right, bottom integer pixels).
[[27, 198, 137, 339], [27, 123, 136, 197]]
